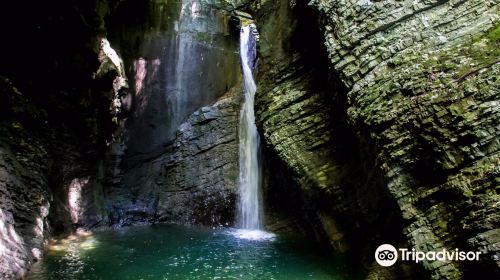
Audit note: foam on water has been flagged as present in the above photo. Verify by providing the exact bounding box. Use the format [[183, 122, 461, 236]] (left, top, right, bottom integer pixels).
[[230, 229, 276, 241]]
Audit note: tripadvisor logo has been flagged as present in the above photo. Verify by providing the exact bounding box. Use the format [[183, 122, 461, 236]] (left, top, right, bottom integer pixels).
[[375, 244, 398, 267], [375, 244, 481, 267]]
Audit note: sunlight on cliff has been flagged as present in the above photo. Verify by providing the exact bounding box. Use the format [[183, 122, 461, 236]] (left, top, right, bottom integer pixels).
[[133, 58, 160, 114], [134, 58, 147, 96], [33, 204, 49, 239], [100, 38, 123, 75], [68, 178, 89, 224], [0, 208, 27, 277], [0, 209, 24, 253]]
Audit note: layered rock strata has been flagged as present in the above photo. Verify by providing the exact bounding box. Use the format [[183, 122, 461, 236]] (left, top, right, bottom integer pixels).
[[104, 85, 242, 226], [250, 0, 499, 278]]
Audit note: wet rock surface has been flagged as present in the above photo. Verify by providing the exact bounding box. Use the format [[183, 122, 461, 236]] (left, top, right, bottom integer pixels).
[[311, 0, 499, 278], [250, 0, 500, 279], [105, 85, 242, 226]]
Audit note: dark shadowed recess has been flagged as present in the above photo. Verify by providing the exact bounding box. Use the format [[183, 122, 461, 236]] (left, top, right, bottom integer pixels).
[[0, 0, 117, 235], [0, 0, 113, 142]]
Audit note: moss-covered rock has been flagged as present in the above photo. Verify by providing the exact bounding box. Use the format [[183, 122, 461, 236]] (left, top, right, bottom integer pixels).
[[250, 0, 499, 278]]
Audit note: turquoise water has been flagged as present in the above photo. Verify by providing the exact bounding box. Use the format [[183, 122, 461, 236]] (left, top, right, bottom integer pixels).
[[27, 225, 364, 280]]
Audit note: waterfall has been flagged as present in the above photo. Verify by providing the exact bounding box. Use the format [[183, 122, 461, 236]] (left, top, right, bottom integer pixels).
[[237, 26, 263, 231]]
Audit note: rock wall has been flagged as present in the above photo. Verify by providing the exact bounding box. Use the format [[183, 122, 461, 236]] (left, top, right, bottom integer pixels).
[[0, 0, 243, 277], [106, 0, 240, 160], [0, 80, 50, 278], [312, 0, 499, 278], [0, 0, 244, 242], [0, 1, 120, 277], [157, 87, 241, 226], [105, 84, 242, 226], [251, 0, 413, 274], [249, 0, 499, 279]]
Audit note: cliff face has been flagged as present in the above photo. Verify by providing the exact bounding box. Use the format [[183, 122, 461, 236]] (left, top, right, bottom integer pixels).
[[314, 1, 499, 278], [104, 85, 241, 226], [252, 0, 411, 273], [0, 81, 51, 278], [0, 0, 242, 275], [251, 0, 499, 278]]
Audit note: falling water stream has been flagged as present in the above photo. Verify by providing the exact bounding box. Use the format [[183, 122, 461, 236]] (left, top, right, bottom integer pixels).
[[234, 25, 276, 241], [238, 26, 262, 230]]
